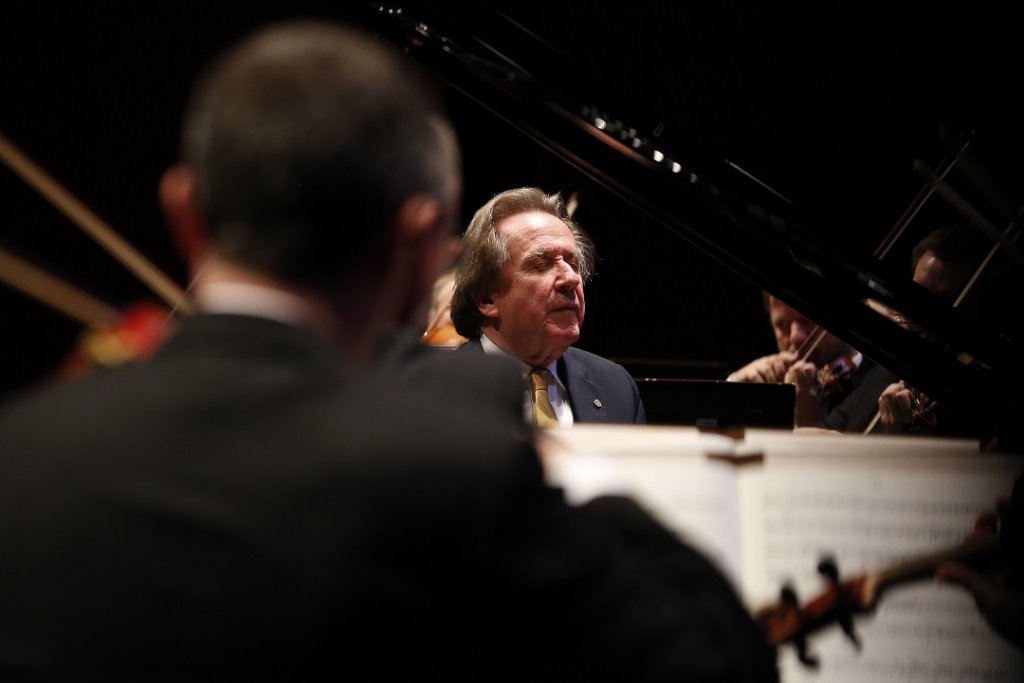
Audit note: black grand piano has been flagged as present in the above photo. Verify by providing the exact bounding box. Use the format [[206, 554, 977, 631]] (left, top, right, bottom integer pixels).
[[354, 1, 1023, 442], [1, 2, 1021, 443]]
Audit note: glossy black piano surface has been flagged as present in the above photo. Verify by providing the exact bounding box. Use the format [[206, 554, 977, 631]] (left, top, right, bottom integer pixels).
[[635, 379, 795, 429]]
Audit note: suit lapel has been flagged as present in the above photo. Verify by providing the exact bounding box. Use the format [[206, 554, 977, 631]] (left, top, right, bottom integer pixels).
[[559, 350, 607, 423]]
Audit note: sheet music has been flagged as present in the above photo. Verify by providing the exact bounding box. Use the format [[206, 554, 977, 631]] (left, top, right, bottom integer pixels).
[[739, 449, 1024, 683], [545, 425, 746, 587], [549, 426, 1024, 683]]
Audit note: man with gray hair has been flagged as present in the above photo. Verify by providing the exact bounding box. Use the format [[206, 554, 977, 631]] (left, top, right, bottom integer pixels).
[[451, 187, 645, 425]]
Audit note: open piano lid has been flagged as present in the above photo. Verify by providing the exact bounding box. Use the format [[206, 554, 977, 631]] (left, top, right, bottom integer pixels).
[[353, 2, 1022, 437]]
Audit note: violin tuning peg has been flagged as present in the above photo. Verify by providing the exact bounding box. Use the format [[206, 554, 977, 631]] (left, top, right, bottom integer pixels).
[[780, 582, 799, 608], [838, 613, 862, 651], [777, 582, 822, 668], [817, 555, 839, 583], [816, 555, 863, 652], [793, 635, 820, 669]]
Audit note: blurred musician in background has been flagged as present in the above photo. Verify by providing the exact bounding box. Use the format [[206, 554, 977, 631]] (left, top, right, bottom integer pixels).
[[910, 225, 983, 302], [727, 293, 863, 427], [421, 268, 468, 348], [875, 226, 991, 435], [808, 225, 989, 436], [420, 234, 467, 348]]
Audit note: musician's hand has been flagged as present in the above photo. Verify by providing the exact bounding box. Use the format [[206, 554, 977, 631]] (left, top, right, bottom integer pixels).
[[783, 361, 816, 393], [937, 499, 1024, 650], [785, 361, 823, 427], [878, 381, 914, 434], [937, 562, 1024, 650], [727, 351, 798, 384]]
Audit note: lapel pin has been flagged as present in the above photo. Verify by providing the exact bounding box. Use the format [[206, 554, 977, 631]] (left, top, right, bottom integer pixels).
[[593, 399, 603, 408]]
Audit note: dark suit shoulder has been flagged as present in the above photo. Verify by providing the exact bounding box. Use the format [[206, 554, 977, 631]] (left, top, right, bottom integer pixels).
[[375, 332, 522, 422], [561, 344, 623, 368], [560, 346, 646, 424]]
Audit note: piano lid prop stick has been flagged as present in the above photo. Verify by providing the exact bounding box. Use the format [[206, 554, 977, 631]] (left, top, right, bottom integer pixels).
[[914, 158, 1024, 269]]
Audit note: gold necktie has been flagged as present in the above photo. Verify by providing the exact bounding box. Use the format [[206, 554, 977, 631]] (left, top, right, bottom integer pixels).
[[529, 368, 559, 428]]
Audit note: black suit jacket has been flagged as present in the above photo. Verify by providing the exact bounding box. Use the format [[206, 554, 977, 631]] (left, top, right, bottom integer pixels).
[[0, 314, 773, 682], [373, 329, 524, 423], [458, 338, 647, 424]]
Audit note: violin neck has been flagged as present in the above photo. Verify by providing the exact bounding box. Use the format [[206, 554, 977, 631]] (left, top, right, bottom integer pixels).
[[871, 535, 999, 594], [756, 535, 999, 649]]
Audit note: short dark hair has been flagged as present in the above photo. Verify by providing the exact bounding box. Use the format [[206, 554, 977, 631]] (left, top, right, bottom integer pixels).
[[451, 187, 595, 338], [182, 21, 457, 287]]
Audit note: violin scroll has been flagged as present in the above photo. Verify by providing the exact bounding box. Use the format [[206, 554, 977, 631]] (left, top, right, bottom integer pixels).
[[755, 556, 872, 667], [754, 535, 1002, 665]]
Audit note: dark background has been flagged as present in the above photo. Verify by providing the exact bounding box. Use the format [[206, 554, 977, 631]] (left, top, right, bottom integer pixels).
[[2, 1, 1021, 399]]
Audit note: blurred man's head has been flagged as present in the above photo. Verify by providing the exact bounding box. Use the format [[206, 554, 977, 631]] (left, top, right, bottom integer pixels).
[[161, 21, 461, 338], [911, 226, 981, 303]]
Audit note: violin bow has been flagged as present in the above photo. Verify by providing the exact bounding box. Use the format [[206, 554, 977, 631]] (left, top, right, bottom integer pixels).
[[0, 131, 193, 315], [0, 246, 119, 327], [0, 245, 174, 376], [795, 325, 827, 365]]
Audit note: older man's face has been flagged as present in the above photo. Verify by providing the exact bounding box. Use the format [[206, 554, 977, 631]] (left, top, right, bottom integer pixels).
[[768, 297, 849, 368], [480, 211, 585, 367]]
